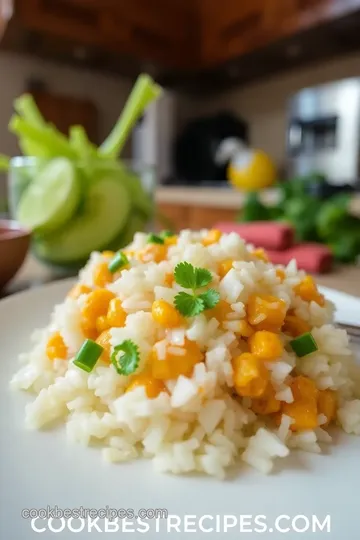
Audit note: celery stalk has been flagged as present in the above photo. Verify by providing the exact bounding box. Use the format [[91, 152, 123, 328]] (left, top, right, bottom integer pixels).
[[14, 94, 46, 128], [9, 115, 77, 159], [99, 74, 162, 158], [69, 125, 97, 160]]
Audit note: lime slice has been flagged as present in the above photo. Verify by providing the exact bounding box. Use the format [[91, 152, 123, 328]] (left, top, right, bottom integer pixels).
[[17, 158, 80, 233]]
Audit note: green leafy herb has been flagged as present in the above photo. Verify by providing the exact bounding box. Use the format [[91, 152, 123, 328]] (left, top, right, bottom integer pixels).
[[174, 292, 205, 317], [290, 332, 318, 357], [147, 233, 165, 245], [160, 230, 175, 238], [173, 262, 219, 317], [198, 289, 220, 310], [73, 339, 104, 373], [108, 251, 129, 273], [111, 339, 140, 375]]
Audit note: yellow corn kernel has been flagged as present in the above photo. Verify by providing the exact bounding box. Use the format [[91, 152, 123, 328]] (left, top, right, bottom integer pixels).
[[152, 339, 203, 380], [282, 399, 318, 432], [164, 235, 178, 246], [276, 268, 286, 282], [138, 244, 167, 263], [294, 276, 325, 306], [282, 313, 311, 338], [202, 229, 222, 246], [251, 248, 269, 263], [106, 298, 127, 328], [81, 289, 115, 337], [218, 259, 234, 279], [164, 272, 174, 287], [96, 329, 112, 363], [206, 300, 232, 323], [152, 300, 182, 328], [93, 262, 113, 288], [251, 384, 281, 415], [68, 284, 92, 299], [232, 352, 270, 398], [247, 294, 287, 330], [290, 375, 318, 402], [46, 332, 67, 361], [248, 330, 283, 361], [126, 373, 167, 399], [102, 251, 115, 258], [317, 389, 337, 427], [237, 320, 254, 338], [96, 315, 110, 334]]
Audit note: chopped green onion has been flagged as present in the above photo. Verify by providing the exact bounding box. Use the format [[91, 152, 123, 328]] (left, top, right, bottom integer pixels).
[[160, 230, 175, 238], [147, 233, 164, 244], [108, 251, 129, 273], [290, 332, 318, 357], [73, 339, 104, 373]]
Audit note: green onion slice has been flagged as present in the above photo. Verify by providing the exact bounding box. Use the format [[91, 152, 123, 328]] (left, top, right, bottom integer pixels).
[[147, 233, 164, 245], [290, 332, 318, 357], [108, 251, 129, 273], [73, 339, 104, 373], [160, 230, 175, 238]]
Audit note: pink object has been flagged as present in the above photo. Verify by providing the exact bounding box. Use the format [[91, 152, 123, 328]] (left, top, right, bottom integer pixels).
[[266, 243, 333, 274], [215, 221, 294, 250]]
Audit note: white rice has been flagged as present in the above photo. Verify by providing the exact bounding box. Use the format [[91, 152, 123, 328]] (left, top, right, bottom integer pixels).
[[10, 229, 360, 479]]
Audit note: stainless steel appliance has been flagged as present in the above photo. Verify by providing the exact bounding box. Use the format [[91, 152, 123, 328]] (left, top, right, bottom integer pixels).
[[287, 78, 360, 185]]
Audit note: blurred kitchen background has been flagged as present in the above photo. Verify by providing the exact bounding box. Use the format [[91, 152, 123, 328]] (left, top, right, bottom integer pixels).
[[1, 0, 360, 293]]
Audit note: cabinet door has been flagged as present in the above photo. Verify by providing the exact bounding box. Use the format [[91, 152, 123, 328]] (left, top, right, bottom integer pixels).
[[156, 204, 190, 232]]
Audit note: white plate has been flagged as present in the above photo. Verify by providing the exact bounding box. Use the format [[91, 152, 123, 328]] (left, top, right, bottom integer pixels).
[[0, 279, 359, 539]]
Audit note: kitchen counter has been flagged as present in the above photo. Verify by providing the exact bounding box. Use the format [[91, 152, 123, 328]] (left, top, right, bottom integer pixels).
[[3, 255, 360, 298], [156, 186, 360, 213]]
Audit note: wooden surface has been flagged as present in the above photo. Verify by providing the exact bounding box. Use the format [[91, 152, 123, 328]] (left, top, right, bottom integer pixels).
[[3, 255, 359, 299]]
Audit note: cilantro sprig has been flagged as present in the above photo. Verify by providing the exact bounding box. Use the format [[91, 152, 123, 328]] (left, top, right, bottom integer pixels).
[[147, 233, 165, 245], [111, 339, 140, 375], [173, 262, 220, 317]]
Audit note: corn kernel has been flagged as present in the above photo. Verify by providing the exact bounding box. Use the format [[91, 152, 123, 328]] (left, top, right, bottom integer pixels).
[[96, 329, 112, 363], [164, 235, 178, 246], [81, 289, 115, 337], [237, 320, 254, 338], [247, 294, 287, 330], [276, 268, 286, 282], [251, 384, 281, 414], [282, 313, 311, 337], [206, 300, 232, 323], [107, 298, 126, 328], [202, 229, 222, 246], [138, 244, 167, 263], [294, 276, 325, 306], [317, 389, 337, 427], [152, 300, 182, 328], [46, 332, 67, 361], [251, 248, 269, 262], [164, 273, 174, 287], [152, 339, 203, 380], [68, 284, 92, 299], [218, 259, 234, 279], [249, 330, 283, 361], [232, 352, 269, 398], [290, 375, 318, 402], [96, 315, 110, 333], [93, 262, 113, 288], [282, 399, 318, 431], [102, 251, 115, 258], [126, 373, 167, 399]]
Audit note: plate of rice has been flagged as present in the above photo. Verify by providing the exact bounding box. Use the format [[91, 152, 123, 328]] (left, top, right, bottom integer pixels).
[[1, 229, 360, 539]]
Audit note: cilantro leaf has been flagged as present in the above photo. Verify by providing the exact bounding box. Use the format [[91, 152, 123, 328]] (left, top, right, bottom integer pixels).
[[147, 233, 164, 245], [174, 292, 205, 317], [174, 262, 197, 289], [199, 289, 220, 310], [195, 267, 212, 288], [111, 339, 140, 375]]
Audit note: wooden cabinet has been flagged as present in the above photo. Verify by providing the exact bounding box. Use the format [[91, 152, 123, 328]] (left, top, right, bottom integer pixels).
[[157, 203, 237, 231]]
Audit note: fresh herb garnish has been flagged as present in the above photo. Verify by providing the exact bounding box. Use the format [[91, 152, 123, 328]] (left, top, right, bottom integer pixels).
[[108, 251, 129, 273], [160, 230, 175, 239], [111, 339, 140, 375], [147, 233, 165, 245], [173, 262, 219, 317]]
